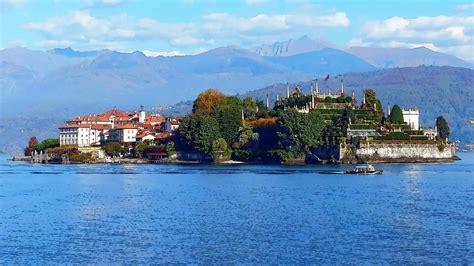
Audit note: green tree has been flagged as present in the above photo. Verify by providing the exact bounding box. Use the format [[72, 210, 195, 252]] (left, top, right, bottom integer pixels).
[[135, 143, 150, 158], [364, 88, 384, 117], [35, 138, 60, 151], [390, 104, 404, 124], [242, 97, 257, 120], [436, 116, 450, 140], [179, 115, 221, 154], [276, 109, 324, 152], [104, 142, 122, 157], [194, 116, 221, 154], [237, 124, 254, 146], [179, 115, 201, 149], [166, 141, 176, 157], [24, 136, 38, 156], [211, 138, 230, 159], [212, 101, 242, 146]]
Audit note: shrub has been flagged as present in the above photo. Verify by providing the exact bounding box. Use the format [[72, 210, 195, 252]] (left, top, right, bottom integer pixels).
[[104, 142, 123, 157], [375, 132, 410, 140], [266, 149, 304, 162], [232, 149, 253, 161], [211, 138, 231, 159], [69, 153, 92, 162], [48, 145, 78, 155], [350, 124, 377, 130]]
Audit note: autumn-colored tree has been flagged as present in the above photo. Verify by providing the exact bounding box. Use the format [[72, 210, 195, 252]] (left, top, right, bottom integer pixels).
[[24, 136, 38, 156], [192, 88, 225, 115]]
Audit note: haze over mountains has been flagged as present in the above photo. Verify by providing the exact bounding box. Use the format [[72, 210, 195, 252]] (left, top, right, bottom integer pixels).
[[347, 46, 471, 69], [0, 36, 473, 153], [251, 35, 336, 56]]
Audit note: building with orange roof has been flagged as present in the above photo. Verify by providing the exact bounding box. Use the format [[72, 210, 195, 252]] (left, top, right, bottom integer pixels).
[[59, 107, 168, 146]]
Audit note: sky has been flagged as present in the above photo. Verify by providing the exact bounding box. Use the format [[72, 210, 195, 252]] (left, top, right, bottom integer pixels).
[[0, 0, 473, 60]]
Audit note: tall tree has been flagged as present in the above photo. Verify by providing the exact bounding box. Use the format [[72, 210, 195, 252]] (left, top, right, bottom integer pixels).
[[390, 104, 404, 124], [436, 116, 450, 140], [194, 116, 221, 154], [192, 88, 225, 115], [242, 97, 257, 120], [179, 114, 221, 154], [364, 88, 384, 118], [212, 98, 242, 146], [24, 136, 38, 156], [276, 110, 324, 152]]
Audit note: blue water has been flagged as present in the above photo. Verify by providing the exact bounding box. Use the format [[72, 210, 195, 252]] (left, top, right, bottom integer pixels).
[[1, 154, 473, 264]]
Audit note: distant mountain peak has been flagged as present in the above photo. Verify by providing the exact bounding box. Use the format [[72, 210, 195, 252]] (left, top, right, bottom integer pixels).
[[48, 47, 100, 58], [251, 36, 336, 57], [346, 46, 471, 69]]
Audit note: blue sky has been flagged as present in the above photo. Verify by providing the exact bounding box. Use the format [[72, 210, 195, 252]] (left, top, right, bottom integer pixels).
[[1, 0, 473, 60]]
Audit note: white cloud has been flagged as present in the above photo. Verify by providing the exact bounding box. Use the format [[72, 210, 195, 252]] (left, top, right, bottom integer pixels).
[[85, 0, 126, 8], [23, 10, 350, 51], [1, 0, 27, 11], [245, 0, 269, 6], [351, 14, 474, 60], [457, 3, 474, 10]]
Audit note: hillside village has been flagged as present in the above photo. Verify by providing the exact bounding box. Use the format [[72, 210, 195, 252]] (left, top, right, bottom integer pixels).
[[23, 80, 455, 164]]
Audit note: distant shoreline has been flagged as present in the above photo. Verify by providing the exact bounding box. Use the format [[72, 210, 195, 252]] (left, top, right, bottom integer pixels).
[[11, 156, 459, 165]]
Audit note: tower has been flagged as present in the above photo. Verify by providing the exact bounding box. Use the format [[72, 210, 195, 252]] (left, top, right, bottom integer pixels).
[[276, 93, 280, 102], [266, 94, 270, 109], [340, 79, 344, 96], [315, 79, 319, 97], [310, 81, 315, 109], [139, 105, 145, 123], [286, 82, 290, 98], [387, 103, 391, 116], [352, 91, 356, 109]]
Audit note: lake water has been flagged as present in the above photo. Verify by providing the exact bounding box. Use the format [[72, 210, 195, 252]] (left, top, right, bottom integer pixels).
[[1, 154, 473, 264]]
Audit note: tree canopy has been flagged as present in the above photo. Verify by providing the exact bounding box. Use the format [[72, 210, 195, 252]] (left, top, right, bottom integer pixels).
[[436, 116, 450, 140], [179, 114, 221, 154], [24, 136, 38, 156], [35, 138, 60, 151], [276, 109, 324, 152], [364, 88, 384, 117], [104, 142, 122, 157], [192, 88, 225, 115], [390, 104, 404, 124]]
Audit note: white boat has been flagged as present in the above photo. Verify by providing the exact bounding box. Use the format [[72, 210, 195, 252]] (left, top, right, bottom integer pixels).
[[345, 164, 383, 175]]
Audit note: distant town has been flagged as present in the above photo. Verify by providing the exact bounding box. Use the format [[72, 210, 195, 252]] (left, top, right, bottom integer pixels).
[[22, 80, 456, 164]]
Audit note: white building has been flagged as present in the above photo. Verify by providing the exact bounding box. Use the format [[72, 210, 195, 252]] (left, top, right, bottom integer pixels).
[[108, 124, 138, 142], [164, 119, 180, 132], [402, 107, 420, 130], [59, 124, 106, 147]]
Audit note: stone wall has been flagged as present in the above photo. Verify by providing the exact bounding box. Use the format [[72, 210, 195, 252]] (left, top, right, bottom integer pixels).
[[356, 142, 455, 162]]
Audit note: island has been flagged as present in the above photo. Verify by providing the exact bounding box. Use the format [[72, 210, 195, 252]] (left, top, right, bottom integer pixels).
[[21, 81, 455, 164]]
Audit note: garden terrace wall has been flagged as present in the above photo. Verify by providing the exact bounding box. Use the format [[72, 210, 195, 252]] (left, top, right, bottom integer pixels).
[[356, 142, 455, 162]]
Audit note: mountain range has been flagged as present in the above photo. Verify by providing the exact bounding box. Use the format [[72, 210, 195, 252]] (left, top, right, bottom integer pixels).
[[0, 36, 473, 154]]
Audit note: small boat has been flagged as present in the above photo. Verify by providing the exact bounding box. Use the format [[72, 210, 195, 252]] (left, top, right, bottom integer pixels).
[[345, 164, 383, 175]]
